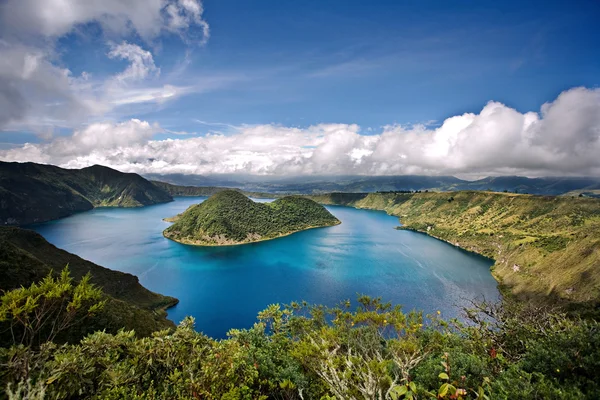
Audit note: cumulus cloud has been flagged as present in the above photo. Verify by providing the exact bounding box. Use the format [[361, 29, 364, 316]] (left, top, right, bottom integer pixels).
[[2, 87, 600, 177], [0, 0, 210, 132], [0, 42, 105, 130], [0, 40, 193, 132], [0, 0, 209, 43], [1, 119, 161, 165]]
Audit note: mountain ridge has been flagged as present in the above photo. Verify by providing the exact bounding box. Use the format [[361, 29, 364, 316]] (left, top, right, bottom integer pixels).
[[146, 173, 600, 195], [0, 161, 173, 225]]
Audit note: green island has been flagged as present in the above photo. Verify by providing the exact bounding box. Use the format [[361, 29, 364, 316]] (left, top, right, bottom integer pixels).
[[163, 190, 340, 246]]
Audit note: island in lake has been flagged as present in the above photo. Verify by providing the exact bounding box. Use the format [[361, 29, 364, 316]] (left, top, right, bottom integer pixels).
[[163, 190, 341, 246]]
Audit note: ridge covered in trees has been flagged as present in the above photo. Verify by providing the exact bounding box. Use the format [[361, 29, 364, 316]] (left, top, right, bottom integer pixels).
[[163, 190, 340, 246], [0, 161, 173, 225]]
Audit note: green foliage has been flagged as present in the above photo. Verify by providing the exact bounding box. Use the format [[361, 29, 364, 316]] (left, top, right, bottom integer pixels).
[[164, 190, 340, 245], [534, 235, 569, 252], [0, 266, 105, 348], [0, 227, 178, 346], [0, 291, 599, 399]]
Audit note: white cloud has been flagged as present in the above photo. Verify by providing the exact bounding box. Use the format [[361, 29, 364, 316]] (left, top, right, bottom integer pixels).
[[0, 42, 105, 130], [165, 0, 210, 45], [0, 0, 209, 44], [2, 87, 600, 177], [108, 42, 160, 82], [0, 0, 210, 133], [0, 40, 197, 132], [1, 119, 161, 164]]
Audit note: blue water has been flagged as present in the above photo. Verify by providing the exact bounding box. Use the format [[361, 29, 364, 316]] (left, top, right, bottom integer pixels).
[[31, 197, 499, 338]]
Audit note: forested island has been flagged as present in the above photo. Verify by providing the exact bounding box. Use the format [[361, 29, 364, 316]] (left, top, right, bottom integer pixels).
[[163, 190, 340, 245]]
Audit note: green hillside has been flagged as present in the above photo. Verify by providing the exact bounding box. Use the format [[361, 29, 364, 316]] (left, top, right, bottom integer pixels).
[[151, 180, 276, 199], [0, 162, 173, 225], [309, 191, 600, 306], [164, 190, 340, 245], [0, 227, 177, 342]]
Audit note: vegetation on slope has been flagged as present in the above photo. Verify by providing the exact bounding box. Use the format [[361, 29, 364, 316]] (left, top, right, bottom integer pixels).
[[0, 161, 173, 225], [164, 190, 340, 245], [309, 191, 600, 307], [151, 180, 276, 199], [1, 288, 598, 399], [0, 227, 177, 342]]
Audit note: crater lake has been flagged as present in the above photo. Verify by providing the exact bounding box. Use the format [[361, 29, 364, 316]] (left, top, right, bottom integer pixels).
[[31, 197, 500, 338]]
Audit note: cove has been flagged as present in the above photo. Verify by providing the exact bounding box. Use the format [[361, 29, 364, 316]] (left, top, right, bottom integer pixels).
[[31, 197, 500, 339]]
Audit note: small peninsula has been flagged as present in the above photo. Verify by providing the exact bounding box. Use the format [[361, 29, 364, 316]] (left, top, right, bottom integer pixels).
[[163, 190, 340, 246]]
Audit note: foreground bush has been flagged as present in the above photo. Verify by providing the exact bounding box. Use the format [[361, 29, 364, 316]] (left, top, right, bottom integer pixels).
[[1, 272, 599, 399]]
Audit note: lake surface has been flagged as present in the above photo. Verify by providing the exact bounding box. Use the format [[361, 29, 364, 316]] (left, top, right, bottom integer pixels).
[[32, 197, 499, 338]]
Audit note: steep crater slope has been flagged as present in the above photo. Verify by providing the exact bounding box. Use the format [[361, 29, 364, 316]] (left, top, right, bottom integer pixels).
[[310, 191, 600, 307], [0, 161, 173, 225], [0, 227, 178, 343]]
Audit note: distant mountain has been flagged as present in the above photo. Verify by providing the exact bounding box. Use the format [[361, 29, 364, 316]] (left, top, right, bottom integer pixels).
[[152, 180, 278, 199], [144, 173, 235, 187], [451, 176, 600, 195], [0, 161, 173, 225], [163, 190, 340, 246], [0, 227, 177, 343], [151, 181, 234, 197], [146, 173, 600, 195]]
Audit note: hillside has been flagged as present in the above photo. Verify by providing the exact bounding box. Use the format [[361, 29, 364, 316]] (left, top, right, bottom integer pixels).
[[164, 190, 340, 245], [151, 180, 275, 199], [0, 161, 173, 225], [309, 191, 600, 306], [0, 227, 177, 342]]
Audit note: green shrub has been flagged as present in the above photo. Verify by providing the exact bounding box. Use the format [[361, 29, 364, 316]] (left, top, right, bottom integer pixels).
[[1, 276, 599, 399]]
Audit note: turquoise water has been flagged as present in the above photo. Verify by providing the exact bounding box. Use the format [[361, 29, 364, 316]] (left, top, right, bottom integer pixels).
[[32, 197, 499, 338]]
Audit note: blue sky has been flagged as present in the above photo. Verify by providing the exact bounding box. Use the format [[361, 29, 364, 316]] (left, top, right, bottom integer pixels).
[[17, 0, 600, 134], [1, 0, 599, 177]]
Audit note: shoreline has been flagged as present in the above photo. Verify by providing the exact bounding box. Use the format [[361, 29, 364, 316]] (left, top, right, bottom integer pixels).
[[317, 201, 506, 289], [153, 297, 180, 320], [163, 220, 342, 247]]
